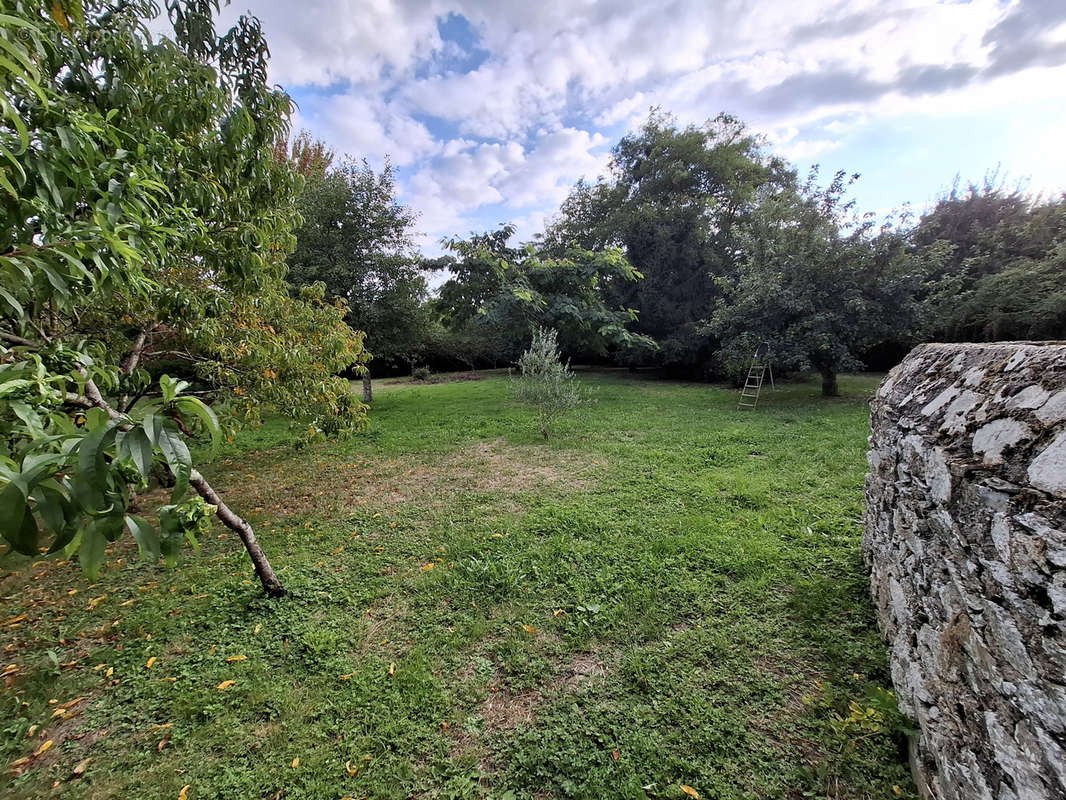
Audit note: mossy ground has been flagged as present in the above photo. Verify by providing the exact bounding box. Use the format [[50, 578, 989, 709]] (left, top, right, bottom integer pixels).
[[0, 371, 915, 799]]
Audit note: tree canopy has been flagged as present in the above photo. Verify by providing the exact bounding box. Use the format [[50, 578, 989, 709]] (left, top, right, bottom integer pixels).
[[913, 179, 1066, 342], [0, 0, 367, 594], [542, 111, 790, 375], [434, 224, 655, 364], [286, 155, 431, 372], [708, 171, 926, 396]]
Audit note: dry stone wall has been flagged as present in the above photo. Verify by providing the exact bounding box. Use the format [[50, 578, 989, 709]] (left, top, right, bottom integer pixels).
[[864, 342, 1066, 800]]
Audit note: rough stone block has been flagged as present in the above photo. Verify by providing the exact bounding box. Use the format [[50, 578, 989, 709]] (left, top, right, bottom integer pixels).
[[864, 342, 1066, 800]]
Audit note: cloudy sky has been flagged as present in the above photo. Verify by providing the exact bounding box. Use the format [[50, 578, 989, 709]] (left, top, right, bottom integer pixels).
[[219, 0, 1066, 255]]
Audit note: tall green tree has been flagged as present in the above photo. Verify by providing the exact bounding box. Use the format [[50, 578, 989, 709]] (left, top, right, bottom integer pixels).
[[0, 0, 367, 595], [543, 111, 789, 374], [286, 156, 429, 371], [709, 171, 925, 396]]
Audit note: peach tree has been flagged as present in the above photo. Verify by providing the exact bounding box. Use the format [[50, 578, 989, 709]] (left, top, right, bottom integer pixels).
[[0, 1, 368, 595]]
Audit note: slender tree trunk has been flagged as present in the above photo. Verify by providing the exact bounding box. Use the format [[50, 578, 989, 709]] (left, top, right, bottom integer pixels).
[[190, 470, 285, 597], [362, 374, 372, 403], [820, 367, 839, 397]]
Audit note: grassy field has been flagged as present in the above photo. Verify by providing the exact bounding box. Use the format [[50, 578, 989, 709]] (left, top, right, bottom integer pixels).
[[0, 372, 915, 800]]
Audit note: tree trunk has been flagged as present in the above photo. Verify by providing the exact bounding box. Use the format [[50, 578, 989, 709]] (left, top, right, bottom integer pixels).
[[362, 374, 372, 403], [820, 367, 839, 397], [190, 470, 285, 597]]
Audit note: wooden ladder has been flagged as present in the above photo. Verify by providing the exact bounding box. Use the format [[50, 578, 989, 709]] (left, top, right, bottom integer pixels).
[[738, 345, 774, 409]]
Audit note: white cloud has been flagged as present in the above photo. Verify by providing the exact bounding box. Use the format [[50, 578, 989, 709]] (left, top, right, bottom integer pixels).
[[209, 0, 1066, 249]]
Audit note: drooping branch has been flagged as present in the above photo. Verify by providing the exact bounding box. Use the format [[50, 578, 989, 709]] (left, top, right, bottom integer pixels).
[[73, 373, 285, 596], [189, 471, 284, 596]]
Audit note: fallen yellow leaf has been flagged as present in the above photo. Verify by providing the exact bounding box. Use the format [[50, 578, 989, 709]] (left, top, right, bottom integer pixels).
[[291, 757, 300, 768], [225, 655, 247, 663], [216, 680, 235, 690], [73, 757, 90, 776], [146, 657, 157, 669], [522, 624, 538, 635], [553, 609, 564, 616], [388, 662, 396, 676], [345, 760, 359, 776], [178, 784, 190, 800], [253, 624, 262, 635], [33, 739, 54, 757], [681, 785, 700, 798], [421, 563, 434, 571]]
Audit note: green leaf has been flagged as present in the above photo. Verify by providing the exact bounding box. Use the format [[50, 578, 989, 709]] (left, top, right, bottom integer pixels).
[[0, 480, 29, 552], [176, 396, 221, 451], [157, 506, 183, 567], [79, 522, 106, 580], [117, 427, 153, 478], [32, 485, 68, 536], [156, 422, 191, 501], [75, 419, 122, 509], [159, 374, 191, 404], [125, 515, 160, 561], [14, 512, 40, 557]]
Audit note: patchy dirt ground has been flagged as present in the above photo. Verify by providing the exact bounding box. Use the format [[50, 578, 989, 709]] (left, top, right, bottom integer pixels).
[[211, 438, 597, 519]]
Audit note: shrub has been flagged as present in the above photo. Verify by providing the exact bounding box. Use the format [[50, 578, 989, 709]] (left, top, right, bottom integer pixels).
[[513, 327, 590, 440], [412, 366, 432, 381]]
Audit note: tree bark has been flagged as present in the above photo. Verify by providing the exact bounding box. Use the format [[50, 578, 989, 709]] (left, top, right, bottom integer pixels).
[[190, 470, 285, 597], [820, 367, 839, 397], [362, 374, 372, 403]]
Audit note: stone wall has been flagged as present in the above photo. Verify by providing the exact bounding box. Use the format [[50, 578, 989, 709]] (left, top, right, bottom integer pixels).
[[864, 342, 1066, 800]]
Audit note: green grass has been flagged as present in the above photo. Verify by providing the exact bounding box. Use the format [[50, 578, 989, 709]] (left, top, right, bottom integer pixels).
[[0, 372, 915, 799]]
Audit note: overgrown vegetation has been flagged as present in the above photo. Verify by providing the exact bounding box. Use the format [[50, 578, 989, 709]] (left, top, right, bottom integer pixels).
[[0, 373, 916, 799]]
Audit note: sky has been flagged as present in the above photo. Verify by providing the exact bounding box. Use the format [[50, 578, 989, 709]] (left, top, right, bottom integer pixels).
[[217, 0, 1066, 256]]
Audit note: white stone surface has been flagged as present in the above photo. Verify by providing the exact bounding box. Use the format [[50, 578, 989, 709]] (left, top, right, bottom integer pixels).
[[972, 419, 1031, 465], [1029, 432, 1066, 498]]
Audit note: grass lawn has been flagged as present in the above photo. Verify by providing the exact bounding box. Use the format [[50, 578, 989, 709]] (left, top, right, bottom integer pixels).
[[0, 372, 916, 800]]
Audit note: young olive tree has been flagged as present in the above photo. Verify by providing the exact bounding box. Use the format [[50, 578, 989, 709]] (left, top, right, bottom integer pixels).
[[513, 327, 589, 440], [0, 1, 368, 595]]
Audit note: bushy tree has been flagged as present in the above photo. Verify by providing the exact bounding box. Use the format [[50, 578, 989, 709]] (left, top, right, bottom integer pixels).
[[913, 179, 1066, 341], [287, 154, 430, 371], [435, 224, 655, 363], [709, 171, 925, 396], [513, 327, 589, 440], [542, 111, 790, 375], [0, 0, 367, 595]]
